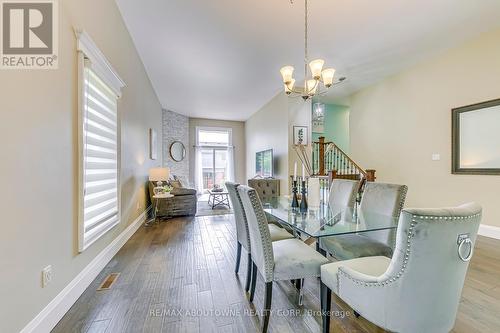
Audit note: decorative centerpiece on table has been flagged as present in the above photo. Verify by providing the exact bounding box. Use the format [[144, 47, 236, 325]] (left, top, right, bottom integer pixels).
[[211, 184, 224, 192], [293, 144, 321, 209]]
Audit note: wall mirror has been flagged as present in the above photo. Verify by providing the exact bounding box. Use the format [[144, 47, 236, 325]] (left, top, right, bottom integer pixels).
[[452, 99, 500, 175], [169, 141, 186, 162]]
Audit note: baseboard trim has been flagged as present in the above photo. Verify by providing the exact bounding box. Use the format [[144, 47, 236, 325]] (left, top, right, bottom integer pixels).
[[478, 224, 500, 240], [20, 206, 151, 333]]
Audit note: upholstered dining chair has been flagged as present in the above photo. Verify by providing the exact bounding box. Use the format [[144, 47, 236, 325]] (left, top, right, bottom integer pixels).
[[320, 182, 408, 260], [320, 203, 482, 333], [327, 178, 360, 210], [237, 185, 330, 333], [225, 182, 293, 293]]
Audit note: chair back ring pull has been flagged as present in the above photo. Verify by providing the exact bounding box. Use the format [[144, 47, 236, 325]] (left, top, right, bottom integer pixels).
[[458, 237, 473, 262]]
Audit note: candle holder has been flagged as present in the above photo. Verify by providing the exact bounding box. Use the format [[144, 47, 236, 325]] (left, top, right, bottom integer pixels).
[[291, 180, 299, 208], [300, 180, 308, 212]]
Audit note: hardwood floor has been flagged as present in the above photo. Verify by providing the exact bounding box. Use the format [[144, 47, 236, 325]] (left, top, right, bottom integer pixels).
[[53, 215, 500, 333]]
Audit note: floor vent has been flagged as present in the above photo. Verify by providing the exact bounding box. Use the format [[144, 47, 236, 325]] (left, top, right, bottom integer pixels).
[[97, 273, 120, 291]]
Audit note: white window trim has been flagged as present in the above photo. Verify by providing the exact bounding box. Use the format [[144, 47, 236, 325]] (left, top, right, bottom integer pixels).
[[195, 126, 233, 148], [194, 126, 235, 192], [76, 30, 125, 252], [76, 30, 125, 96]]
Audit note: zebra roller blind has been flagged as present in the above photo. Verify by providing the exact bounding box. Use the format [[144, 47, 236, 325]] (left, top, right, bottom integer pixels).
[[80, 59, 120, 250]]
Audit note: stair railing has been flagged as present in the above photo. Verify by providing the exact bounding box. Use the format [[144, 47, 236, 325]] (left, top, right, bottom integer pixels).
[[312, 136, 376, 182]]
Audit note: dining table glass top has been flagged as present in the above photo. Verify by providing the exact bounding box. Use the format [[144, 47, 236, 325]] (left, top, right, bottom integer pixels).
[[262, 196, 399, 238]]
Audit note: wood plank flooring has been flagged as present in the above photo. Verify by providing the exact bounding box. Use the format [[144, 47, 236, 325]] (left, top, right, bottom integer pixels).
[[53, 215, 500, 333]]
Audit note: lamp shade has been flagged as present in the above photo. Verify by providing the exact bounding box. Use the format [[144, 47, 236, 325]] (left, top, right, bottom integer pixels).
[[149, 167, 170, 182]]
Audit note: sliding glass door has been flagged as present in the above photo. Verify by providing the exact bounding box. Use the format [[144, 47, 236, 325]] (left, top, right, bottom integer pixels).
[[195, 127, 234, 193], [201, 148, 229, 191]]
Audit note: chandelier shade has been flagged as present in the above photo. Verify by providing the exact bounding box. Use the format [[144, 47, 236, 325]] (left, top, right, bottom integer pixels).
[[321, 68, 336, 87], [309, 59, 324, 80], [307, 79, 318, 95], [280, 66, 295, 84], [284, 78, 296, 94]]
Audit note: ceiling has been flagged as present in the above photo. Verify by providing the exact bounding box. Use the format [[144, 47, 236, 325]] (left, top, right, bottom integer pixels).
[[115, 0, 500, 121]]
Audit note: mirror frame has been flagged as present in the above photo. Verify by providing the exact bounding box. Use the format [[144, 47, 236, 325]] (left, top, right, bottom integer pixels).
[[452, 98, 500, 175], [169, 141, 186, 162]]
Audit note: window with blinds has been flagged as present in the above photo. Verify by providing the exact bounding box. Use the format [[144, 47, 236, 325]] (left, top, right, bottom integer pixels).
[[77, 31, 124, 252], [80, 60, 120, 250]]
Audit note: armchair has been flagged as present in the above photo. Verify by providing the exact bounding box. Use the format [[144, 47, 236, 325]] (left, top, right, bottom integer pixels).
[[320, 202, 482, 333]]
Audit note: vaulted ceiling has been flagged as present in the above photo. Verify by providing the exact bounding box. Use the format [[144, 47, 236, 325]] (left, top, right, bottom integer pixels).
[[115, 0, 500, 121]]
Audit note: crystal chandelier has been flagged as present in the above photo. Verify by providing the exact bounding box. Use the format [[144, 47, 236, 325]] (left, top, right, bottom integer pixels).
[[280, 0, 345, 100]]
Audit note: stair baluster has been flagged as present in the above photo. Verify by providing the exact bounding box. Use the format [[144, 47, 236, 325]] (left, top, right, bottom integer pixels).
[[311, 136, 376, 182]]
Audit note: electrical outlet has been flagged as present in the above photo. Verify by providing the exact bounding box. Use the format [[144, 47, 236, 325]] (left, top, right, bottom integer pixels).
[[42, 265, 52, 288]]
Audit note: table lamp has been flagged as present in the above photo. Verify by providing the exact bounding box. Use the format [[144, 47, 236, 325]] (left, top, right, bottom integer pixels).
[[149, 167, 170, 195]]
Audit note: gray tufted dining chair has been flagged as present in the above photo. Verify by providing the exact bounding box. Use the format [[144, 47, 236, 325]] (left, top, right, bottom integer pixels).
[[237, 185, 330, 333], [247, 179, 280, 203], [225, 182, 293, 293], [328, 178, 360, 209], [320, 203, 482, 333], [320, 182, 407, 260]]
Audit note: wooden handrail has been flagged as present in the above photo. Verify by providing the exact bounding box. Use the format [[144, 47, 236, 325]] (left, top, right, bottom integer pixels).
[[327, 142, 366, 178], [313, 137, 376, 182]]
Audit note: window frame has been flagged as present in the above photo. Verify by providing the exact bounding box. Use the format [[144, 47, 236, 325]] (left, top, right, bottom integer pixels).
[[77, 30, 125, 252], [195, 126, 233, 148], [195, 126, 233, 191]]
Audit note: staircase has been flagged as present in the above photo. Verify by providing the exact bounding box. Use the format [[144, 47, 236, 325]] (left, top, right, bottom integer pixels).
[[312, 136, 376, 183]]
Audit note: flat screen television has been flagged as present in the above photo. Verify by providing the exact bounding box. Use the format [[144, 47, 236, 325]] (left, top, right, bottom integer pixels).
[[256, 149, 273, 178]]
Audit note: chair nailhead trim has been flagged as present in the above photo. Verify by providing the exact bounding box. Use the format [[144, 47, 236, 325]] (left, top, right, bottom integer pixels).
[[390, 185, 409, 253], [231, 184, 252, 251], [248, 189, 275, 282], [337, 211, 481, 290]]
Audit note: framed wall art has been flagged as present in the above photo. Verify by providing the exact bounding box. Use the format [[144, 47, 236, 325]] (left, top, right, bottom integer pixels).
[[149, 128, 158, 160], [293, 126, 308, 145]]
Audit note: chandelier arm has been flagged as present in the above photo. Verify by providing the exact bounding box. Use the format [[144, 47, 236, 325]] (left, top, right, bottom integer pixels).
[[305, 78, 320, 95], [314, 78, 347, 96], [289, 88, 307, 95], [285, 81, 305, 95], [331, 78, 347, 86]]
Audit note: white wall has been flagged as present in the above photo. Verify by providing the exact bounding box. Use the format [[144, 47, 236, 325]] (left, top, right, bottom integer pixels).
[[189, 118, 246, 186], [349, 28, 500, 228], [245, 91, 313, 194], [0, 1, 162, 331], [245, 92, 289, 194], [288, 98, 312, 188]]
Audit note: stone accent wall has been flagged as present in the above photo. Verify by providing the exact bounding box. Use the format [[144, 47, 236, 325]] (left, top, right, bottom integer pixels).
[[162, 109, 189, 183]]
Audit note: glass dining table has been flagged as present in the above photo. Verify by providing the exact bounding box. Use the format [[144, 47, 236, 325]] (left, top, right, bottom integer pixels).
[[262, 196, 399, 254]]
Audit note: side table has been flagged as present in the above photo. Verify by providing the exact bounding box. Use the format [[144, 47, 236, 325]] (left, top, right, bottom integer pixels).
[[145, 193, 174, 227]]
